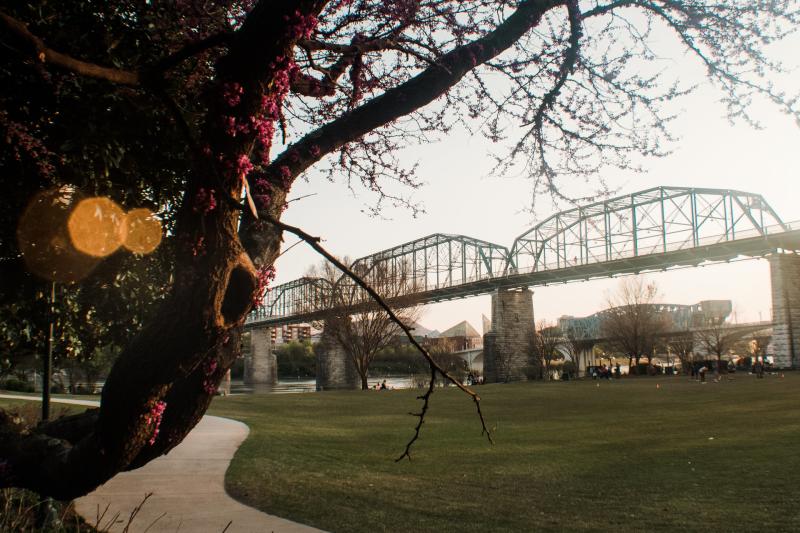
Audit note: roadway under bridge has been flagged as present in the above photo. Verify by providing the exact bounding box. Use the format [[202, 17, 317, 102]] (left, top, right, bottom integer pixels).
[[243, 186, 800, 387]]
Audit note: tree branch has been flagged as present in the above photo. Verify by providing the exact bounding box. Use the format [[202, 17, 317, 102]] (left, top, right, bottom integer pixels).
[[260, 213, 493, 458], [1, 10, 232, 86], [0, 10, 139, 85], [149, 32, 233, 74], [243, 0, 562, 265]]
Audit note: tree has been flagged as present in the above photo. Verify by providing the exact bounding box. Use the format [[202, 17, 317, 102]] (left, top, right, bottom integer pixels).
[[562, 328, 595, 378], [532, 320, 563, 380], [0, 1, 797, 498], [311, 258, 421, 390], [274, 340, 316, 378], [667, 332, 695, 375], [600, 278, 671, 374], [698, 319, 739, 373]]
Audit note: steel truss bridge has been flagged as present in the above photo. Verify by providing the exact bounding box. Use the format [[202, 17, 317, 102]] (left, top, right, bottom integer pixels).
[[247, 186, 800, 327]]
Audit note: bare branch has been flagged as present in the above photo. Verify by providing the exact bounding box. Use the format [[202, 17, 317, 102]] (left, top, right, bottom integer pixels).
[[0, 10, 139, 85], [150, 32, 233, 74], [260, 213, 494, 457], [1, 10, 232, 86]]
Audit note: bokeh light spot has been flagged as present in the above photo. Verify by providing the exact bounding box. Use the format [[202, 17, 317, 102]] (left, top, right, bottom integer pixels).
[[123, 208, 163, 254], [67, 197, 126, 257], [17, 187, 100, 282]]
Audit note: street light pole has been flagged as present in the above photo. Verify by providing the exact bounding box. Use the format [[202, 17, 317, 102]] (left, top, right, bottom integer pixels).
[[38, 281, 60, 530], [42, 281, 55, 422]]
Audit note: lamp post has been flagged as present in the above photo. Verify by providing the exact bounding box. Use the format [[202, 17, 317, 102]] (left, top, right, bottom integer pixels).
[[38, 281, 59, 529], [42, 281, 55, 422]]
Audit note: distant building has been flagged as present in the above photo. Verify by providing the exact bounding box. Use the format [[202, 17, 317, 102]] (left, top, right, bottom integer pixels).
[[558, 299, 733, 340], [269, 324, 312, 345], [427, 320, 482, 351]]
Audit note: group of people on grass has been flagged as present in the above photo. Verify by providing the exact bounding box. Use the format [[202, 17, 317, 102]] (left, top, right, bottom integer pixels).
[[466, 373, 484, 386], [592, 364, 621, 380]]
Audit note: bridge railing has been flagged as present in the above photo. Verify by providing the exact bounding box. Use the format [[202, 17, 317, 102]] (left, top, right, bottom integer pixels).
[[504, 220, 798, 277], [247, 186, 799, 325]]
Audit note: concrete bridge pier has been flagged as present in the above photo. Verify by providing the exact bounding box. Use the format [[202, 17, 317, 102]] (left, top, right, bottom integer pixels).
[[316, 327, 359, 390], [769, 253, 800, 369], [244, 328, 277, 385], [483, 288, 535, 382]]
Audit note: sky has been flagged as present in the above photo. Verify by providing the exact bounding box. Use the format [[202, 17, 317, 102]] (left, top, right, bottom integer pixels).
[[272, 25, 800, 334]]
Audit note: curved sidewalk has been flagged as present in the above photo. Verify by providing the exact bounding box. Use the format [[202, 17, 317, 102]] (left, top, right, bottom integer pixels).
[[0, 394, 320, 532]]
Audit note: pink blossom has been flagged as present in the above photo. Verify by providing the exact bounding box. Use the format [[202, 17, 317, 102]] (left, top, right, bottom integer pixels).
[[202, 358, 220, 395], [222, 82, 244, 107], [223, 115, 238, 137], [146, 401, 167, 445], [253, 265, 277, 307], [236, 154, 254, 177], [284, 10, 318, 40], [192, 236, 206, 257]]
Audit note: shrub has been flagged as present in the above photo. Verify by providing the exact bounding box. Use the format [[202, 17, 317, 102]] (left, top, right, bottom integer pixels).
[[1, 378, 34, 393]]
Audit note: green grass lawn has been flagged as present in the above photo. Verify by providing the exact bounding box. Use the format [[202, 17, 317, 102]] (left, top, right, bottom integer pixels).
[[210, 374, 800, 532]]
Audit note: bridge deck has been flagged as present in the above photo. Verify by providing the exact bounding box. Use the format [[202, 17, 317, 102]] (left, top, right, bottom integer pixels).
[[247, 228, 800, 328]]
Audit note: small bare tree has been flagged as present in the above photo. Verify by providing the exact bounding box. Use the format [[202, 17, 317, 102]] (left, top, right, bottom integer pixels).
[[667, 332, 695, 375], [562, 330, 595, 378], [698, 320, 739, 374], [532, 320, 563, 380], [311, 258, 421, 390], [600, 278, 671, 374]]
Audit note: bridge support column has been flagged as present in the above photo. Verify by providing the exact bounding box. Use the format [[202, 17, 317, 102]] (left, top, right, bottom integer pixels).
[[244, 327, 277, 385], [316, 327, 359, 390], [483, 288, 535, 382], [769, 253, 800, 369]]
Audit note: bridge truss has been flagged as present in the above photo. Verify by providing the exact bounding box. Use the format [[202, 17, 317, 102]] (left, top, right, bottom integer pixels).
[[248, 186, 800, 327]]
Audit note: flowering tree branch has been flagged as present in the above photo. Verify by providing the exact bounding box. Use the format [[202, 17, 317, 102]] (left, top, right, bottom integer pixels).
[[242, 0, 563, 267]]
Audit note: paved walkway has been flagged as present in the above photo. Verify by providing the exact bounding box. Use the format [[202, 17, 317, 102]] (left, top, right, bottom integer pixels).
[[0, 394, 321, 532]]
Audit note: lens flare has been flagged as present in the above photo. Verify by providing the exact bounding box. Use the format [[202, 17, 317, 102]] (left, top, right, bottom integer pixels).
[[123, 208, 163, 254], [67, 197, 126, 257], [17, 187, 100, 282]]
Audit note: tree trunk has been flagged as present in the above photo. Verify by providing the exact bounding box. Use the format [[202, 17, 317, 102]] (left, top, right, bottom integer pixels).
[[361, 373, 369, 390]]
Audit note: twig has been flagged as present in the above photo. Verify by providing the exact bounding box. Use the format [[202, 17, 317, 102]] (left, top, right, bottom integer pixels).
[[260, 213, 494, 459], [274, 239, 303, 260], [122, 492, 153, 533], [285, 192, 318, 205], [143, 512, 167, 533], [221, 520, 233, 532]]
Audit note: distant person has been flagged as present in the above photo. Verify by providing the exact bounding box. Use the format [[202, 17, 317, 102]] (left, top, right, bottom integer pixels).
[[380, 380, 387, 390]]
